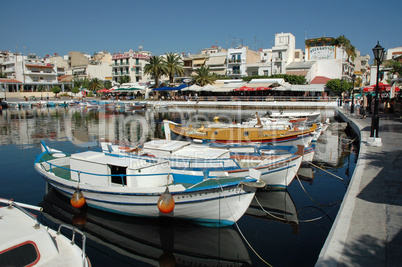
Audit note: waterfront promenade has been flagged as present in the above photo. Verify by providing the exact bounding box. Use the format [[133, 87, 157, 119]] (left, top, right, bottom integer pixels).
[[316, 107, 402, 266]]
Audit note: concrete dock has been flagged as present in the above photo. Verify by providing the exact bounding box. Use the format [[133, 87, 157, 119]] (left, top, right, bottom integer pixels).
[[316, 107, 402, 266]]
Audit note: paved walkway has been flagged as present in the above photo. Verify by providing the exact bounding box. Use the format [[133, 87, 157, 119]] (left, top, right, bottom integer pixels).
[[316, 107, 402, 266]]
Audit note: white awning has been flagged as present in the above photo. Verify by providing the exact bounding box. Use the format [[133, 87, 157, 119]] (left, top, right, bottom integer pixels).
[[193, 59, 206, 65], [207, 56, 226, 65], [200, 84, 217, 92], [247, 82, 273, 88], [213, 87, 235, 92], [291, 85, 324, 92], [73, 68, 85, 72]]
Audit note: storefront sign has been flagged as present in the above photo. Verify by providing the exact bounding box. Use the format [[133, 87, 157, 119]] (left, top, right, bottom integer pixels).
[[309, 46, 335, 60]]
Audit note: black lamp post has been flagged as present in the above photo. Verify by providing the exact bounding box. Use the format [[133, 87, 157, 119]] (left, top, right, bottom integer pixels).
[[350, 74, 356, 114], [340, 79, 344, 107], [370, 41, 385, 138]]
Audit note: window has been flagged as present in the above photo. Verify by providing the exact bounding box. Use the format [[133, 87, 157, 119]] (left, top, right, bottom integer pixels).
[[295, 52, 300, 58], [110, 165, 127, 185], [0, 241, 40, 266], [263, 70, 269, 76]]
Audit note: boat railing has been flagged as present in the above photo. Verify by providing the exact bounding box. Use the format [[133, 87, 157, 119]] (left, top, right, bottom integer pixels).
[[57, 224, 87, 264], [0, 199, 42, 228]]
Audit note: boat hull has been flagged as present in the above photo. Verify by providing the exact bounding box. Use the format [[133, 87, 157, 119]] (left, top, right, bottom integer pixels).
[[34, 162, 256, 226]]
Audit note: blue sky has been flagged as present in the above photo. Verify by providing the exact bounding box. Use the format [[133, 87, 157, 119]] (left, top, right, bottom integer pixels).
[[2, 0, 401, 62]]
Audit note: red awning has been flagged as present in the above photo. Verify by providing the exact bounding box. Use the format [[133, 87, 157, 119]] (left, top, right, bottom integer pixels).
[[363, 82, 400, 92], [235, 86, 270, 91], [97, 88, 111, 93]]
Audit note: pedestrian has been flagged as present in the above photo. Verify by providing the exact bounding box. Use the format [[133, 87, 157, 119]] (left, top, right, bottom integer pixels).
[[361, 94, 367, 118]]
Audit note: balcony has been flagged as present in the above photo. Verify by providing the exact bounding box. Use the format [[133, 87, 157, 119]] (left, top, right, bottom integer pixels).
[[24, 70, 56, 76], [227, 59, 242, 64], [3, 67, 15, 73], [227, 70, 242, 75], [113, 71, 130, 76]]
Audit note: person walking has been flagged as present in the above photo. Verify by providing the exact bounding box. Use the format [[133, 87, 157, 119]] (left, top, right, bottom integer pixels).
[[361, 94, 368, 119]]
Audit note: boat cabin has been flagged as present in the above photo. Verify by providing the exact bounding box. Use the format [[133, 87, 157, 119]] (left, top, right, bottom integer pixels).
[[69, 151, 171, 187]]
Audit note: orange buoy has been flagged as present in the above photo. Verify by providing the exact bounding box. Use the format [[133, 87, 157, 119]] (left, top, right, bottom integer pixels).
[[157, 187, 175, 214], [71, 189, 86, 208]]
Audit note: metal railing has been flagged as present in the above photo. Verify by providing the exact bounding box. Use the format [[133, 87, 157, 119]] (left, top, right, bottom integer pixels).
[[165, 95, 336, 102]]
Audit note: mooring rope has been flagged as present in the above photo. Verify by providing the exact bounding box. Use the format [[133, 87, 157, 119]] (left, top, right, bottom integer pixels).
[[214, 178, 273, 267], [308, 162, 345, 181], [295, 173, 342, 207]]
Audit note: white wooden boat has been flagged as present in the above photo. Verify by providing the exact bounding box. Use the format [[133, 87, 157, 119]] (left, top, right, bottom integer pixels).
[[0, 198, 90, 266], [125, 102, 147, 111], [40, 187, 252, 266], [102, 139, 303, 188], [262, 110, 320, 122], [35, 141, 262, 226]]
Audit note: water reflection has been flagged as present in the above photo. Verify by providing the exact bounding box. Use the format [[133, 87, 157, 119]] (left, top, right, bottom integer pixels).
[[40, 187, 252, 266], [246, 189, 299, 234]]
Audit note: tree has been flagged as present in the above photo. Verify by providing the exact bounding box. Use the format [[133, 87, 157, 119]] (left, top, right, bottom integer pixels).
[[326, 79, 352, 93], [51, 86, 61, 98], [72, 77, 90, 89], [384, 60, 402, 83], [104, 80, 112, 89], [144, 55, 167, 88], [164, 53, 184, 86], [89, 78, 103, 91], [119, 75, 131, 84], [38, 85, 46, 92], [192, 66, 215, 86], [72, 86, 80, 95]]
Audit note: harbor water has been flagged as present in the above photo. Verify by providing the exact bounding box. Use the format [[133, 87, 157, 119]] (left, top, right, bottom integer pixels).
[[0, 105, 357, 266]]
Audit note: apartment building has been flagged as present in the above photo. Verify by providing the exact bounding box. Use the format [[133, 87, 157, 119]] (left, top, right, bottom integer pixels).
[[227, 46, 260, 78], [111, 48, 152, 83]]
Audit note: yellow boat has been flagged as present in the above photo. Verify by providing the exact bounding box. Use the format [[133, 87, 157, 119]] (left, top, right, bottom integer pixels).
[[163, 120, 317, 146]]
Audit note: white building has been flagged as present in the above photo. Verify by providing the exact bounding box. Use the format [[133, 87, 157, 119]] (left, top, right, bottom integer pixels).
[[227, 46, 260, 78], [111, 48, 152, 84], [304, 37, 354, 81]]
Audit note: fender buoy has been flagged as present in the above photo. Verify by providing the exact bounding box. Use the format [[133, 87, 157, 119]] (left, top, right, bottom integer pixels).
[[71, 189, 86, 208], [157, 187, 175, 214]]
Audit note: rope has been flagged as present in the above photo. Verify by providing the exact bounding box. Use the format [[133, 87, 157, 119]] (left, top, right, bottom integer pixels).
[[308, 162, 345, 181], [253, 191, 340, 223], [295, 173, 342, 207], [214, 178, 273, 267]]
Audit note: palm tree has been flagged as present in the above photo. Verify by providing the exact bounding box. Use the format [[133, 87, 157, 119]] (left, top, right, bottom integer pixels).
[[119, 75, 131, 84], [144, 55, 167, 88], [192, 66, 215, 87], [164, 53, 184, 86], [89, 78, 103, 91]]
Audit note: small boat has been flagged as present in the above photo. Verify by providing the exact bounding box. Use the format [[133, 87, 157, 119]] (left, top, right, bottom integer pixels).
[[47, 101, 56, 107], [40, 187, 252, 266], [102, 139, 303, 188], [35, 141, 262, 226], [125, 102, 147, 111], [0, 197, 90, 266], [262, 110, 320, 122], [6, 102, 18, 108], [163, 119, 317, 147]]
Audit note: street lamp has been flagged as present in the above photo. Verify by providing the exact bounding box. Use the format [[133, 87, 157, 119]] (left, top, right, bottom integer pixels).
[[370, 41, 385, 138], [340, 79, 344, 107], [350, 74, 356, 114]]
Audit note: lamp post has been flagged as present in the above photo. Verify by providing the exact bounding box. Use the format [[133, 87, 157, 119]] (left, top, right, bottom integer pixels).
[[340, 79, 344, 107], [350, 74, 356, 114], [370, 41, 385, 138]]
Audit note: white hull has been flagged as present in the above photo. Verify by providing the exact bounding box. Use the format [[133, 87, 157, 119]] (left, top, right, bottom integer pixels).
[[34, 147, 258, 226]]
